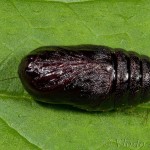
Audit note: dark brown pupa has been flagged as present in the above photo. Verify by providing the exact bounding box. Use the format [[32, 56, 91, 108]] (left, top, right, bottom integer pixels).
[[18, 45, 150, 111]]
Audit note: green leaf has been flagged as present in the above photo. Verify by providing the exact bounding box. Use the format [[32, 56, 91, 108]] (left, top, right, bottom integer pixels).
[[0, 0, 150, 149]]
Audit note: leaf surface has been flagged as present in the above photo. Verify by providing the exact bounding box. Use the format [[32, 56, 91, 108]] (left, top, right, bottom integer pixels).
[[0, 0, 150, 149]]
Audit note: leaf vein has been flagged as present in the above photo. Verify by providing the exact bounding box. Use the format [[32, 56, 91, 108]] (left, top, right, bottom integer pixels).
[[0, 117, 41, 150], [8, 0, 33, 28], [63, 3, 98, 37]]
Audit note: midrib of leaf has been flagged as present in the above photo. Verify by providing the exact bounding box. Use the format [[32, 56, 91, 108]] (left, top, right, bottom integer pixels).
[[0, 93, 32, 101], [0, 92, 149, 109]]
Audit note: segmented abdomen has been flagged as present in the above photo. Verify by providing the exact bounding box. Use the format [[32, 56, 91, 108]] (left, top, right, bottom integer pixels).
[[18, 45, 150, 111]]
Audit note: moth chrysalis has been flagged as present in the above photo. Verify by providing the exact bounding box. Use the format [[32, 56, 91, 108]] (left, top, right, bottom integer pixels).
[[18, 45, 150, 111]]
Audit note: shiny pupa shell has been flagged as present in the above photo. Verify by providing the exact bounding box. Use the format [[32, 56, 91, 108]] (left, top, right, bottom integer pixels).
[[18, 45, 150, 111]]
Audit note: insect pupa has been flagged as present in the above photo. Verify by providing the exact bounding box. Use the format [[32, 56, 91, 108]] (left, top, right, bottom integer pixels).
[[18, 45, 150, 111]]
